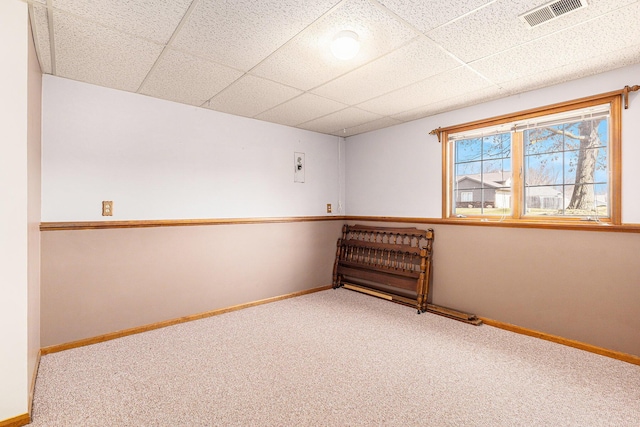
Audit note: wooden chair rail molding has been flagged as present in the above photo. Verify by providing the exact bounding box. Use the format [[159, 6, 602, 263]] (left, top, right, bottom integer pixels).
[[40, 215, 640, 232], [39, 215, 348, 231]]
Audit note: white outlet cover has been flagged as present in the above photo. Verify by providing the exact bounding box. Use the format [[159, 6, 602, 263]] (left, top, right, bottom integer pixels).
[[294, 152, 305, 183]]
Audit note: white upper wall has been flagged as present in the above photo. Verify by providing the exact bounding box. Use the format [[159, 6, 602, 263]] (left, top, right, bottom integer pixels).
[[346, 63, 640, 223], [42, 76, 344, 221], [0, 0, 29, 420], [41, 63, 640, 223]]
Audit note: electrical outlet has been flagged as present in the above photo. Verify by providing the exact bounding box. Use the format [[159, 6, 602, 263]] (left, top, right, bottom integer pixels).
[[102, 201, 113, 216], [327, 204, 332, 213]]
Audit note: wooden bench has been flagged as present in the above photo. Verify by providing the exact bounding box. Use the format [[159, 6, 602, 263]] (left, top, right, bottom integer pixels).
[[332, 224, 481, 324]]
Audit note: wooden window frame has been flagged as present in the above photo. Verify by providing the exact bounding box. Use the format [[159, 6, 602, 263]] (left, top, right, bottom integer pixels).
[[442, 91, 622, 225]]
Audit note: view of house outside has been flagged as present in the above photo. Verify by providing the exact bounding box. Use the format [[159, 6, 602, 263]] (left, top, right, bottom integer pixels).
[[451, 106, 610, 219], [453, 132, 512, 216]]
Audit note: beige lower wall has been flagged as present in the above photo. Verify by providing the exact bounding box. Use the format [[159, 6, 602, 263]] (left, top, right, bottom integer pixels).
[[41, 220, 344, 347], [41, 218, 640, 357], [349, 221, 640, 357]]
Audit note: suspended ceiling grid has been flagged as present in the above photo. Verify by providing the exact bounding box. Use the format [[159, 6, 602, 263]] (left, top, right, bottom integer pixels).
[[26, 0, 640, 137]]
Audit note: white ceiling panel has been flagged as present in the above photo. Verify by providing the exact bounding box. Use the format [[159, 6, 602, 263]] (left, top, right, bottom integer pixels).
[[498, 44, 640, 95], [338, 116, 403, 137], [53, 10, 164, 92], [359, 66, 494, 116], [428, 0, 638, 63], [28, 0, 640, 137], [377, 0, 494, 33], [255, 93, 347, 127], [298, 107, 382, 134], [470, 2, 640, 84], [312, 36, 460, 104], [206, 75, 302, 119], [30, 5, 52, 74], [52, 0, 193, 44], [391, 86, 506, 123], [140, 49, 243, 107], [172, 0, 341, 72], [251, 0, 419, 91]]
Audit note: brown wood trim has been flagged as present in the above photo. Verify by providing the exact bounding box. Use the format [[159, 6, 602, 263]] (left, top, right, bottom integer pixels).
[[511, 132, 524, 220], [346, 216, 640, 233], [343, 284, 393, 300], [0, 414, 30, 427], [481, 317, 640, 366], [611, 95, 623, 224], [40, 215, 640, 233], [440, 93, 622, 226], [432, 90, 624, 136], [28, 350, 41, 417], [441, 132, 449, 218], [40, 215, 347, 231], [41, 285, 332, 355]]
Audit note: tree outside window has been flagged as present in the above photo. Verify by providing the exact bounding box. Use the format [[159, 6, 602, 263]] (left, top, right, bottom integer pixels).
[[444, 94, 620, 224]]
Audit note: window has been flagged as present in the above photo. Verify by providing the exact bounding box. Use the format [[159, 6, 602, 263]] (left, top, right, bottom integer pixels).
[[452, 133, 512, 216], [460, 191, 473, 203], [443, 93, 621, 224]]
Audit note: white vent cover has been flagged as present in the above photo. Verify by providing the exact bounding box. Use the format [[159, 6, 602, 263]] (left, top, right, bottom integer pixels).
[[519, 0, 588, 28]]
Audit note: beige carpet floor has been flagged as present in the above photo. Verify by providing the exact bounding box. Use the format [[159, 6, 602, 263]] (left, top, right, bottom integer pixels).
[[32, 289, 640, 426]]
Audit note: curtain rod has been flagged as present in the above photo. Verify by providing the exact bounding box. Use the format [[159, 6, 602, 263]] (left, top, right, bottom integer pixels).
[[429, 84, 639, 143]]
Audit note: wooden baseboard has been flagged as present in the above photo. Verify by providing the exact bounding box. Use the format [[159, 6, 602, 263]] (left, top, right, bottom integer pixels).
[[0, 353, 40, 427], [0, 414, 30, 427], [29, 350, 41, 416], [41, 285, 332, 355], [481, 317, 640, 366]]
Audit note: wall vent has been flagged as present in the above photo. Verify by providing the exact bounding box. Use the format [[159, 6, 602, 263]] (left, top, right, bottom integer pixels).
[[519, 0, 588, 28]]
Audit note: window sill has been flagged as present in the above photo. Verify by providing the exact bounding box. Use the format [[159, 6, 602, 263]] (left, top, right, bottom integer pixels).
[[346, 216, 640, 233], [441, 217, 636, 232]]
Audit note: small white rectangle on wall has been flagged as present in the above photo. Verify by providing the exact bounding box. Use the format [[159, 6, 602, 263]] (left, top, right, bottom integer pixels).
[[294, 152, 305, 183]]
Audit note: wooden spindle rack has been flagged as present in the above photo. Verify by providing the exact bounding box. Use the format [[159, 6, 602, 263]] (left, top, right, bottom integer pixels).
[[332, 224, 481, 324]]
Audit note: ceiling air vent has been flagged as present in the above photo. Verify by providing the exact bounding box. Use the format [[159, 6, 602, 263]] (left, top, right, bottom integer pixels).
[[519, 0, 588, 28]]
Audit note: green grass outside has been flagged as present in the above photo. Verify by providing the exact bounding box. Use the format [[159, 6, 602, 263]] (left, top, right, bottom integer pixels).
[[454, 207, 608, 217]]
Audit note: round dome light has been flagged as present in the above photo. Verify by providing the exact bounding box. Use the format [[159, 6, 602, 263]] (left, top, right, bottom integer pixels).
[[331, 30, 360, 60]]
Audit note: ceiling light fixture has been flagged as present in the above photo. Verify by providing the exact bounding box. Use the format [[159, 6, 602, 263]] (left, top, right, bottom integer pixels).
[[331, 30, 360, 60]]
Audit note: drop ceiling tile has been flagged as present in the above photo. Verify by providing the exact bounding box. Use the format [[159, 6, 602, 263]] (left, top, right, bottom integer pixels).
[[298, 107, 382, 134], [32, 0, 47, 4], [312, 36, 460, 105], [470, 2, 640, 84], [206, 75, 302, 118], [377, 0, 494, 33], [171, 0, 340, 71], [52, 0, 193, 44], [391, 86, 506, 122], [140, 49, 244, 107], [339, 116, 402, 137], [30, 5, 52, 73], [255, 93, 347, 127], [251, 0, 419, 91], [358, 66, 494, 116], [498, 43, 640, 95], [53, 10, 164, 92], [428, 0, 638, 62]]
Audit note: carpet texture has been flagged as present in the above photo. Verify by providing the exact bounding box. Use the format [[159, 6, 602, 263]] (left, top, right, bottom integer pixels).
[[32, 289, 640, 426]]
